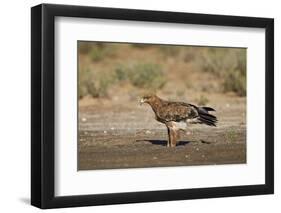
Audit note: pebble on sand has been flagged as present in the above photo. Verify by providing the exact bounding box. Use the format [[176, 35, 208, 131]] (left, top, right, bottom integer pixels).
[[81, 117, 87, 122], [145, 130, 151, 134]]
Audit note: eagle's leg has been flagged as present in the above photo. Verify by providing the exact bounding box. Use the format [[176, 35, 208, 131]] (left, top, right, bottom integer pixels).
[[170, 129, 179, 147], [166, 126, 171, 147]]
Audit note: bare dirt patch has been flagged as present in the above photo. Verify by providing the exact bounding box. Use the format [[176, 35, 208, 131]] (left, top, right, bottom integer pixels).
[[78, 95, 246, 170]]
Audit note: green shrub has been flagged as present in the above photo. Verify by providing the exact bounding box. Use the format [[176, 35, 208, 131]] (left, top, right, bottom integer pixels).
[[90, 47, 105, 62], [129, 63, 166, 89], [196, 48, 246, 96], [114, 62, 166, 90], [196, 95, 209, 106], [80, 43, 117, 62], [79, 83, 88, 99], [223, 50, 246, 96], [79, 68, 113, 99], [94, 77, 112, 98], [115, 65, 129, 81], [78, 68, 91, 99], [223, 69, 246, 96]]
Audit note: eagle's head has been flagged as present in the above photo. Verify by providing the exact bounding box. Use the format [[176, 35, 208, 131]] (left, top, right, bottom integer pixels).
[[140, 94, 157, 105]]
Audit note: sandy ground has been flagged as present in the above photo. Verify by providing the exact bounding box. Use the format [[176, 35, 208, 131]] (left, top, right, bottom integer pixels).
[[78, 94, 246, 170]]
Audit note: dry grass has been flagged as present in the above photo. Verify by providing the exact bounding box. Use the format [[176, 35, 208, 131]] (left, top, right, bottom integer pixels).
[[196, 95, 209, 106], [115, 62, 166, 90], [195, 48, 246, 96], [78, 42, 246, 99]]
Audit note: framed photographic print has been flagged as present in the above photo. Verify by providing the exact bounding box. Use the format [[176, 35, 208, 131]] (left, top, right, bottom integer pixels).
[[31, 3, 274, 209]]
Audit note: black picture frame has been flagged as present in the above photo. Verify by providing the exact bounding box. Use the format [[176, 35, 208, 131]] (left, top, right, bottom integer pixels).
[[31, 3, 274, 209]]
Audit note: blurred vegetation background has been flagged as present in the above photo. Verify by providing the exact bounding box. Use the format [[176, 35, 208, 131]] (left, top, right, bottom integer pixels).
[[78, 41, 246, 103]]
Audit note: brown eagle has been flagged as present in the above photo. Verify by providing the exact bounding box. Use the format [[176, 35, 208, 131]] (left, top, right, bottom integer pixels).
[[140, 94, 217, 147]]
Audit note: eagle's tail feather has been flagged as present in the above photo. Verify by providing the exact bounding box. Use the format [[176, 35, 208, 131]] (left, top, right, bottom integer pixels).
[[198, 107, 217, 127], [202, 106, 215, 112]]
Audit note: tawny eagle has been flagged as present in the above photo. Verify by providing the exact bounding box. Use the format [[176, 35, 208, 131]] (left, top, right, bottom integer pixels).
[[140, 94, 217, 147]]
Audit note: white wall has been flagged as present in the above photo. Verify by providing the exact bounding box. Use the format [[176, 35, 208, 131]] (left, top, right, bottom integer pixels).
[[0, 0, 279, 212]]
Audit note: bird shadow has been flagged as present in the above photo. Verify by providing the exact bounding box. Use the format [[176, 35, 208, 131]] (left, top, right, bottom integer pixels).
[[137, 139, 191, 146], [136, 139, 212, 146]]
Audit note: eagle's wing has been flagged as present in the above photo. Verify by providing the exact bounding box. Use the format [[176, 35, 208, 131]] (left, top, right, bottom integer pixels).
[[157, 102, 199, 122]]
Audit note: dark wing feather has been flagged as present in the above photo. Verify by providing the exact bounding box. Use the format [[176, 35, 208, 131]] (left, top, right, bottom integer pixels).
[[201, 106, 215, 112], [197, 106, 217, 126]]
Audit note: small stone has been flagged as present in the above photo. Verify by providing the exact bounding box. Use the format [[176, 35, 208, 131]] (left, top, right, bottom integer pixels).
[[111, 127, 115, 130], [81, 117, 87, 122], [103, 130, 107, 134], [185, 155, 189, 158], [153, 156, 158, 160], [196, 147, 200, 151]]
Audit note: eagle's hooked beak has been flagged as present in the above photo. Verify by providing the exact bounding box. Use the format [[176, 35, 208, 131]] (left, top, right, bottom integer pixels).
[[139, 98, 145, 106]]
